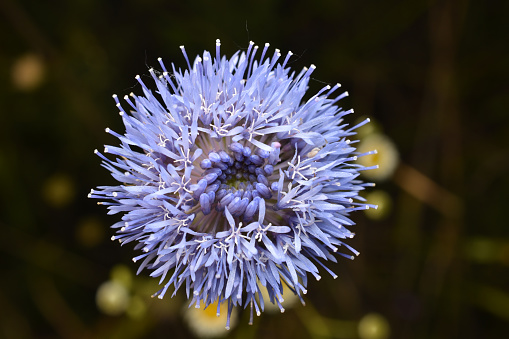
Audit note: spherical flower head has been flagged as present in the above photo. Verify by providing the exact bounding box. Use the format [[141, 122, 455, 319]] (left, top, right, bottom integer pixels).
[[90, 40, 376, 327]]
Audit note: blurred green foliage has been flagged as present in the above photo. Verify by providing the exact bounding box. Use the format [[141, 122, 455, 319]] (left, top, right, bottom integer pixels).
[[1, 0, 508, 338]]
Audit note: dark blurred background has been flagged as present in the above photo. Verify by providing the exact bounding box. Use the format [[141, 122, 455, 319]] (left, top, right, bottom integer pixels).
[[1, 0, 508, 338]]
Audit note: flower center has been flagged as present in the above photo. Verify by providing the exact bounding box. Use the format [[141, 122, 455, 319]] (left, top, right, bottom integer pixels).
[[190, 142, 280, 222]]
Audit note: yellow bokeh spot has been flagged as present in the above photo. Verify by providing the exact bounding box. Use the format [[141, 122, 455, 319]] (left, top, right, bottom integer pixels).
[[42, 173, 75, 208], [364, 190, 392, 220], [110, 264, 133, 290], [11, 54, 45, 91], [358, 313, 390, 339], [464, 238, 501, 263], [76, 216, 104, 247], [126, 295, 147, 319]]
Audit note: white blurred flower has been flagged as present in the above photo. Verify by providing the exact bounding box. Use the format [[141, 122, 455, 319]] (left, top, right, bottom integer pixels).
[[259, 281, 300, 314], [355, 116, 381, 138], [183, 301, 238, 338], [357, 134, 399, 181], [96, 280, 130, 316]]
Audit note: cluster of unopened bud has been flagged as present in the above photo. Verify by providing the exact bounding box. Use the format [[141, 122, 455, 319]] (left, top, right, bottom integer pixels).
[[189, 142, 281, 221]]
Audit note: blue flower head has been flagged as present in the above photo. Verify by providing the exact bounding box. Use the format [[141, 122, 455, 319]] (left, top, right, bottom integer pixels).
[[90, 40, 377, 327]]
